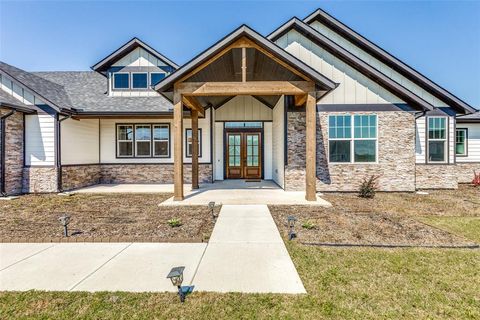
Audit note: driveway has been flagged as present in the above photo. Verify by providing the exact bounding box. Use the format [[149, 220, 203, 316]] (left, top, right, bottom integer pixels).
[[0, 205, 305, 293]]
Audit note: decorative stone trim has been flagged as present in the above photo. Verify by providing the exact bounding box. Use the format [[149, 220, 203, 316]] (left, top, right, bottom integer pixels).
[[415, 164, 458, 189], [62, 164, 101, 191], [456, 162, 480, 184], [0, 108, 24, 195], [22, 167, 58, 193]]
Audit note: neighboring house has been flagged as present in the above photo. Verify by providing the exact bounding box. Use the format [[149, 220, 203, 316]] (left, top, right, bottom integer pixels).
[[0, 8, 478, 199]]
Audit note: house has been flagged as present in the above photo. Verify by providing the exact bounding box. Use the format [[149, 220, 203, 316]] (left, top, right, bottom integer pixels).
[[0, 8, 479, 200]]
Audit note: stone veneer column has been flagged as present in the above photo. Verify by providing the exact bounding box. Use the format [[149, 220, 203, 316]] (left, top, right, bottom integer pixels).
[[0, 108, 24, 195]]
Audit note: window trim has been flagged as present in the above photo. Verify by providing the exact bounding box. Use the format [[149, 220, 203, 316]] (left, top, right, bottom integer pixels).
[[150, 72, 166, 87], [455, 128, 468, 157], [328, 114, 378, 164], [134, 124, 152, 157], [116, 124, 134, 158], [153, 123, 171, 158], [426, 116, 448, 163], [112, 72, 130, 90], [131, 72, 149, 90], [115, 123, 170, 159], [185, 128, 202, 158]]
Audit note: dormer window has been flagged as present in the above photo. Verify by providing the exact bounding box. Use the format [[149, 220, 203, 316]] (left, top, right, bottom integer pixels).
[[113, 73, 129, 89], [132, 73, 148, 89], [150, 73, 165, 86]]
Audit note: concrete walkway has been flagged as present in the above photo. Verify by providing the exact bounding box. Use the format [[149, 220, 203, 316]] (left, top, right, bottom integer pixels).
[[0, 206, 305, 293]]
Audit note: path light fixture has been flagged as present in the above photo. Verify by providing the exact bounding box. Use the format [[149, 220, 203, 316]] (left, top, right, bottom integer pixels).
[[287, 215, 297, 240], [167, 266, 191, 303], [208, 201, 216, 220], [58, 214, 71, 237]]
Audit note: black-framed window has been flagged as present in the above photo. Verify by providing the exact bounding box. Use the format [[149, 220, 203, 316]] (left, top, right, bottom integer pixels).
[[113, 73, 129, 89], [132, 73, 148, 89], [427, 117, 447, 163], [150, 73, 166, 86], [185, 128, 202, 158], [456, 128, 468, 156], [116, 123, 170, 158]]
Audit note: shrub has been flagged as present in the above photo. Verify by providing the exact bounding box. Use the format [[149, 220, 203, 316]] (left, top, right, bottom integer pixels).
[[473, 171, 480, 187], [359, 175, 379, 199], [302, 221, 316, 230], [167, 218, 182, 228]]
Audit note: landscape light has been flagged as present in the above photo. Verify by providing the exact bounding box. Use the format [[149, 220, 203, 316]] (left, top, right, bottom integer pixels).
[[287, 215, 297, 240], [167, 266, 186, 302], [58, 214, 71, 237], [208, 201, 216, 220]]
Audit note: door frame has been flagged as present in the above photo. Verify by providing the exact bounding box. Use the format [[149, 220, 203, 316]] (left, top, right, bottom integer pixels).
[[223, 127, 264, 179]]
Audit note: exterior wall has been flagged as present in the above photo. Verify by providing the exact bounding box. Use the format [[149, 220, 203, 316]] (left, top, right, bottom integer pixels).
[[215, 96, 272, 121], [415, 165, 457, 189], [214, 121, 224, 180], [456, 163, 480, 183], [100, 164, 212, 184], [0, 108, 24, 195], [25, 112, 56, 166], [22, 166, 58, 193], [415, 116, 426, 163], [61, 118, 100, 165], [285, 110, 417, 192], [275, 30, 404, 105], [263, 122, 273, 180], [415, 114, 455, 164], [272, 97, 285, 188], [61, 165, 101, 191], [456, 123, 480, 162]]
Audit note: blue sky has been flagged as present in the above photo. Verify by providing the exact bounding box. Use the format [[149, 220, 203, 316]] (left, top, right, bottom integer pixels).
[[1, 1, 479, 107]]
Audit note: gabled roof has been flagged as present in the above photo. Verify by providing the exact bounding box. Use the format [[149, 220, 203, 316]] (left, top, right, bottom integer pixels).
[[0, 89, 36, 113], [303, 8, 476, 114], [154, 24, 338, 96], [91, 37, 179, 74], [268, 18, 434, 111], [0, 61, 74, 113]]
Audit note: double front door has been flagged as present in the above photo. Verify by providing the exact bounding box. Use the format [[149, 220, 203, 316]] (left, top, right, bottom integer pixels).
[[226, 131, 262, 179]]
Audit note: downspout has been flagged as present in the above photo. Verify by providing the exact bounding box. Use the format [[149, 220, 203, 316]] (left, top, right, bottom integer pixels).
[[1, 110, 16, 197], [56, 114, 71, 193]]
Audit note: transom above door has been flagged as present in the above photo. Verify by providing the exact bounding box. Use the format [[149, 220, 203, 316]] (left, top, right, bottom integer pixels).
[[226, 131, 262, 179]]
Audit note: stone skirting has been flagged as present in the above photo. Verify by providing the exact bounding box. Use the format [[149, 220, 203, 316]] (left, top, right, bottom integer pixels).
[[285, 111, 417, 192], [61, 165, 101, 191], [1, 108, 24, 195], [456, 162, 480, 184], [100, 163, 213, 184], [22, 166, 58, 193], [415, 165, 458, 189]]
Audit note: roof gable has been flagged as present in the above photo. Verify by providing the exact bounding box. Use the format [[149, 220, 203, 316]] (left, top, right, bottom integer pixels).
[[303, 8, 476, 114], [92, 37, 179, 74]]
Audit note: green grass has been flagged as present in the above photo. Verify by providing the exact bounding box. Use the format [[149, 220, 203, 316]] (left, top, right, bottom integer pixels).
[[419, 216, 480, 243], [1, 244, 479, 319]]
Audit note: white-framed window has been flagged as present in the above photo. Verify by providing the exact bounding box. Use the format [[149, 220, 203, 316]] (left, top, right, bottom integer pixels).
[[185, 128, 202, 158], [328, 114, 377, 163], [150, 73, 166, 86], [427, 117, 447, 163], [135, 125, 151, 157], [456, 128, 468, 157], [153, 124, 170, 157], [113, 73, 129, 89], [132, 73, 148, 89], [117, 124, 134, 157]]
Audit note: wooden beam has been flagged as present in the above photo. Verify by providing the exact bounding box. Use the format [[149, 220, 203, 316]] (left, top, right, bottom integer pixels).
[[178, 81, 315, 96], [182, 96, 205, 117], [241, 47, 247, 82], [173, 91, 184, 201], [191, 110, 199, 190], [294, 94, 307, 107], [305, 92, 316, 201]]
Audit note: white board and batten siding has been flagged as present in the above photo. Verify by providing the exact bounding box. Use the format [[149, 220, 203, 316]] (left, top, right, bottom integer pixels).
[[61, 119, 100, 165], [415, 115, 455, 164], [215, 96, 273, 121], [272, 97, 285, 188], [457, 123, 480, 162], [99, 109, 211, 164]]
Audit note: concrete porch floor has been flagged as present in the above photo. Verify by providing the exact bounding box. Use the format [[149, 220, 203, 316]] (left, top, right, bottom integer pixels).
[[70, 180, 331, 206]]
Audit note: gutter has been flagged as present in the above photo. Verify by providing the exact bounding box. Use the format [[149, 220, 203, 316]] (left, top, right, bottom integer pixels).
[[1, 110, 16, 196], [56, 114, 71, 193]]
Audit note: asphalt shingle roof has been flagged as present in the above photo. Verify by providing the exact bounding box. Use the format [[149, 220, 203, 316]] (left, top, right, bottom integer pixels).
[[33, 71, 173, 113], [0, 89, 34, 111], [457, 111, 480, 121]]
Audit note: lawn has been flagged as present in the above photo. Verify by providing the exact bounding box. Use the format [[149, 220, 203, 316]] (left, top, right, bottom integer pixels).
[[0, 193, 218, 242], [1, 245, 479, 319], [419, 216, 480, 243]]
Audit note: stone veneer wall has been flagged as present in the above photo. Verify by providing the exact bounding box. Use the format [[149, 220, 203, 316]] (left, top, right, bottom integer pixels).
[[285, 111, 417, 192], [0, 108, 24, 195], [22, 166, 58, 193], [61, 165, 102, 191], [100, 164, 213, 184], [456, 163, 480, 183], [415, 165, 458, 189]]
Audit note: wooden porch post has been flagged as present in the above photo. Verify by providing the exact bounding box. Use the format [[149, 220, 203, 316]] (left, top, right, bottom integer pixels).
[[305, 92, 316, 201], [191, 110, 199, 189], [173, 91, 184, 201]]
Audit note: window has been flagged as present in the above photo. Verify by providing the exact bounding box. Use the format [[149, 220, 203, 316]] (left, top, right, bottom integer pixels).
[[150, 73, 165, 86], [185, 129, 202, 158], [225, 122, 263, 128], [132, 73, 148, 89], [135, 125, 151, 157], [456, 128, 468, 156], [427, 117, 447, 162], [113, 73, 129, 89], [153, 124, 170, 157], [117, 125, 133, 157], [328, 114, 377, 163]]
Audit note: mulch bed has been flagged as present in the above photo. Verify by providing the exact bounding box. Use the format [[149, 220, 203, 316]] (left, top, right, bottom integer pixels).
[[0, 193, 219, 242]]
